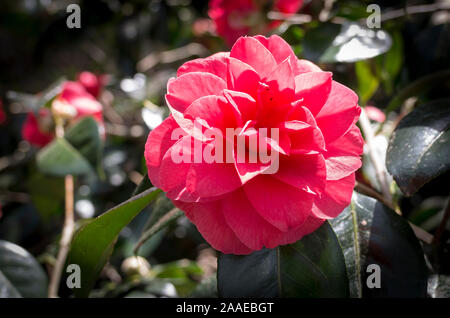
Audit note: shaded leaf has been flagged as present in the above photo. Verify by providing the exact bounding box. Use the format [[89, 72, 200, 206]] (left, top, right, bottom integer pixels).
[[386, 99, 450, 196], [64, 117, 102, 171], [67, 187, 161, 297], [36, 117, 102, 177], [218, 222, 348, 298], [330, 192, 427, 297], [37, 138, 92, 176], [0, 240, 48, 298], [385, 70, 450, 113]]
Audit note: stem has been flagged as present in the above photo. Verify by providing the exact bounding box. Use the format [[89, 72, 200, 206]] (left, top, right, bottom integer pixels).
[[380, 3, 450, 22], [48, 120, 75, 298], [359, 108, 393, 204]]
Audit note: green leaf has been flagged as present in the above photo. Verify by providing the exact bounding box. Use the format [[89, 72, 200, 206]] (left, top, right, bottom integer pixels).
[[303, 22, 391, 63], [36, 117, 102, 177], [330, 192, 427, 297], [37, 138, 92, 176], [64, 117, 102, 171], [386, 99, 450, 196], [217, 222, 349, 298], [67, 187, 161, 297], [0, 240, 48, 298], [356, 60, 379, 104], [0, 271, 21, 298]]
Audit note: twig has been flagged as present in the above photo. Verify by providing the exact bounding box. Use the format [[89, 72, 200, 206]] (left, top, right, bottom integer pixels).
[[380, 2, 450, 22], [48, 120, 75, 298], [359, 108, 393, 204], [355, 181, 393, 210], [433, 197, 450, 244], [137, 43, 208, 73], [267, 11, 312, 24], [319, 0, 336, 22]]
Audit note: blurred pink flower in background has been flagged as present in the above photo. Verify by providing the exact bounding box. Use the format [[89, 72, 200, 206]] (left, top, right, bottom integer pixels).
[[22, 109, 54, 147], [208, 0, 303, 46], [22, 72, 105, 147], [77, 71, 106, 99], [365, 105, 386, 123]]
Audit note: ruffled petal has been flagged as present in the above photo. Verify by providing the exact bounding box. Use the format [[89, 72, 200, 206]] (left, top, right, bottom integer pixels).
[[274, 153, 326, 195], [311, 174, 355, 219], [145, 116, 184, 188], [315, 81, 360, 144], [182, 199, 253, 254], [184, 95, 236, 134], [278, 215, 325, 245], [166, 72, 227, 113], [177, 52, 230, 80], [326, 124, 364, 157], [244, 175, 313, 232], [186, 154, 242, 198], [227, 57, 261, 98], [254, 35, 296, 65], [230, 37, 277, 79], [295, 71, 332, 116], [222, 189, 286, 250]]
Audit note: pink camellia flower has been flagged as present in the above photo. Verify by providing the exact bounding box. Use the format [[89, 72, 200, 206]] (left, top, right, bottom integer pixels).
[[145, 35, 363, 254], [22, 81, 104, 147], [77, 71, 105, 99], [209, 0, 303, 46]]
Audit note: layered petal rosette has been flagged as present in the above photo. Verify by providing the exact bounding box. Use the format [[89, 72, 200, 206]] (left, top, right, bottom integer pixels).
[[145, 35, 363, 254]]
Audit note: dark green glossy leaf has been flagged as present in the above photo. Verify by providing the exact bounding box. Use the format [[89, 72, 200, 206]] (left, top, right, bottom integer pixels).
[[386, 99, 450, 196], [330, 192, 427, 297], [0, 240, 48, 298], [67, 187, 161, 297], [217, 222, 349, 298]]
